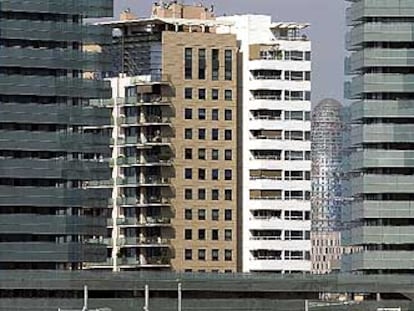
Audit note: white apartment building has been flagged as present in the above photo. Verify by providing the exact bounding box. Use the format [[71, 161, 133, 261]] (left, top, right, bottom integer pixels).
[[218, 15, 312, 273]]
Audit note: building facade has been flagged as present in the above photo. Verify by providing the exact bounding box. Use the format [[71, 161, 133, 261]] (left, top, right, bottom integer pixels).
[[311, 99, 344, 274], [0, 0, 113, 269], [218, 15, 312, 273], [91, 3, 240, 273], [344, 0, 414, 273]]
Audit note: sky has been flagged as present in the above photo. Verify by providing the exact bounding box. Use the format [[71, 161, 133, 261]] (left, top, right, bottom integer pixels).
[[114, 0, 346, 104]]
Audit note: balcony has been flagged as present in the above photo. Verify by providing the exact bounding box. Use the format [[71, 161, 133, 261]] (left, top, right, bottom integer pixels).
[[118, 175, 170, 187], [117, 196, 171, 207], [124, 95, 172, 106], [121, 156, 172, 167], [109, 216, 171, 227], [117, 256, 170, 267], [118, 237, 170, 247]]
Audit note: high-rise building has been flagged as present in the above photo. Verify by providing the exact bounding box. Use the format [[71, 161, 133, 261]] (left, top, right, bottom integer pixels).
[[344, 0, 414, 273], [217, 15, 312, 273], [91, 2, 239, 273], [311, 99, 344, 274], [0, 0, 113, 270]]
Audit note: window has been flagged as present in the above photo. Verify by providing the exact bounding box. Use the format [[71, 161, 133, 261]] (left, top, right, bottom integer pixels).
[[212, 89, 219, 100], [198, 89, 206, 100], [185, 108, 192, 119], [198, 128, 206, 140], [212, 249, 219, 261], [185, 249, 192, 260], [225, 129, 232, 140], [185, 148, 192, 159], [185, 209, 192, 220], [198, 168, 206, 180], [225, 49, 232, 80], [305, 111, 311, 121], [198, 48, 206, 79], [212, 189, 219, 200], [212, 209, 219, 221], [224, 169, 232, 180], [198, 249, 206, 260], [212, 49, 219, 80], [225, 209, 232, 221], [305, 51, 311, 61], [198, 188, 206, 200], [225, 229, 232, 241], [185, 128, 192, 139], [185, 168, 192, 179], [212, 229, 219, 240], [225, 109, 232, 121], [198, 108, 206, 120], [198, 209, 206, 220], [225, 189, 232, 200], [225, 150, 232, 161], [198, 148, 206, 160], [198, 229, 206, 240], [185, 48, 193, 79], [185, 189, 192, 200], [184, 87, 192, 99], [212, 169, 219, 180], [212, 109, 219, 120], [185, 229, 192, 240], [285, 111, 304, 120], [212, 149, 219, 160], [225, 249, 232, 261], [212, 128, 219, 140], [305, 72, 311, 81], [225, 89, 232, 101]]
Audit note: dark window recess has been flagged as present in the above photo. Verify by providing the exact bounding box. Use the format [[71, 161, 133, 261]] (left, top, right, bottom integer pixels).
[[185, 128, 192, 139], [225, 129, 232, 140], [184, 87, 192, 99], [225, 50, 232, 80], [212, 89, 219, 100], [199, 88, 206, 100], [225, 109, 232, 121], [225, 89, 232, 100], [185, 108, 192, 119], [212, 49, 219, 80], [212, 109, 219, 120], [185, 48, 192, 79], [199, 128, 206, 140], [199, 49, 206, 79], [185, 189, 192, 200], [212, 128, 219, 140], [212, 149, 219, 160], [198, 108, 206, 120], [198, 188, 206, 200]]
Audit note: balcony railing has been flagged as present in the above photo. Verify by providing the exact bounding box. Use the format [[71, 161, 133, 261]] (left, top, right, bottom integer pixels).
[[250, 236, 282, 240], [250, 196, 282, 200], [118, 237, 170, 246]]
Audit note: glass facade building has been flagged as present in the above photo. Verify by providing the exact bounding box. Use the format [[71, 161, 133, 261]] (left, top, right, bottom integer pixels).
[[344, 0, 414, 273], [311, 99, 344, 274], [0, 0, 113, 270]]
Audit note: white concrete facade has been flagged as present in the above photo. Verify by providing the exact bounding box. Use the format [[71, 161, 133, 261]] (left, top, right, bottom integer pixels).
[[218, 15, 312, 273]]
